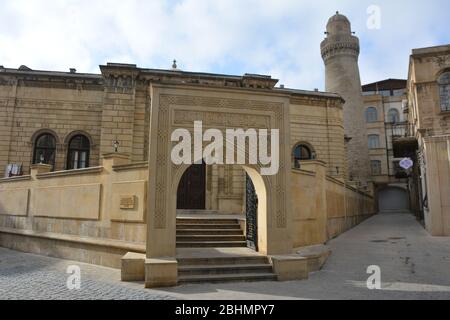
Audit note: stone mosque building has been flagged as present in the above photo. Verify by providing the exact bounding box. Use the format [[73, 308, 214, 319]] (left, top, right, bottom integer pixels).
[[1, 12, 446, 287]]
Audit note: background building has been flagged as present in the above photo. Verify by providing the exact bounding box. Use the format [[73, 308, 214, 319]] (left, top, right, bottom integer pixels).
[[394, 45, 450, 236], [362, 79, 410, 212], [0, 60, 375, 286]]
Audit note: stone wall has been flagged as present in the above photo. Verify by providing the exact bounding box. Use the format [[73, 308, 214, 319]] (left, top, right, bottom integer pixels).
[[291, 160, 375, 248], [325, 176, 375, 239], [0, 155, 147, 268], [290, 97, 346, 179], [0, 82, 104, 176], [407, 45, 450, 235], [0, 156, 376, 268]]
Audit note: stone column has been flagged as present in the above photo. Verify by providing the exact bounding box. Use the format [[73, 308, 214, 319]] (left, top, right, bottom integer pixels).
[[99, 64, 139, 157], [30, 164, 52, 177], [144, 86, 178, 288], [0, 78, 18, 178], [424, 136, 450, 236], [101, 152, 131, 169]]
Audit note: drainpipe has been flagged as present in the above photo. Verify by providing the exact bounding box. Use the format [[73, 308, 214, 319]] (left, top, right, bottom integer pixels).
[[382, 97, 391, 179]]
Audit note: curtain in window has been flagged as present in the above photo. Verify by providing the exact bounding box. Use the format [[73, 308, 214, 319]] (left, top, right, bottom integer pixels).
[[67, 135, 90, 170], [33, 134, 56, 168]]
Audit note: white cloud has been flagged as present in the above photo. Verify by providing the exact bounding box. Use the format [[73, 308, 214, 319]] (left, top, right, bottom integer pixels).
[[0, 0, 449, 90]]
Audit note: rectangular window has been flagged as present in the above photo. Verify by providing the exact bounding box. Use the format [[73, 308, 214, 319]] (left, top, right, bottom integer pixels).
[[440, 84, 450, 111], [371, 160, 382, 176], [368, 135, 380, 149]]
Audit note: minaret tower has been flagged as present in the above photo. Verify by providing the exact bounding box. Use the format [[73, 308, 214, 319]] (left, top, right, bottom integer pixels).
[[321, 12, 369, 185]]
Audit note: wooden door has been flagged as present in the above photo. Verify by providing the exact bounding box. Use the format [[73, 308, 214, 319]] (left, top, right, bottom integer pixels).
[[177, 163, 206, 210]]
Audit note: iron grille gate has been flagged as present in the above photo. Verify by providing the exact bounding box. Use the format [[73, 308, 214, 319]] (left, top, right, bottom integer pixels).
[[245, 174, 258, 251]]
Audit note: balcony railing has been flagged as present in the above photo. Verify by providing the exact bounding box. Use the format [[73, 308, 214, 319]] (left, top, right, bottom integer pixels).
[[389, 122, 414, 139], [390, 122, 418, 158]]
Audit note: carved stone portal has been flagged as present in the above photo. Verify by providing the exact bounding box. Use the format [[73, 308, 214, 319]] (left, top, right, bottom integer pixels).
[[146, 84, 293, 259]]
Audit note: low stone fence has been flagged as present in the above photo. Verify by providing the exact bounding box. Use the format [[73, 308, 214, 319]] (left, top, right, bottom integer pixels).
[[0, 153, 148, 268], [0, 156, 376, 268], [291, 160, 375, 248], [325, 176, 375, 240]]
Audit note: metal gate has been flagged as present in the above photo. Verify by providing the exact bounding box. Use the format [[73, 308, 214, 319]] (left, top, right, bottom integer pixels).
[[378, 187, 410, 212], [245, 174, 258, 251]]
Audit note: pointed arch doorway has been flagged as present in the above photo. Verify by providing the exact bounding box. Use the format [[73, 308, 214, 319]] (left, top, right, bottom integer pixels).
[[176, 162, 206, 210]]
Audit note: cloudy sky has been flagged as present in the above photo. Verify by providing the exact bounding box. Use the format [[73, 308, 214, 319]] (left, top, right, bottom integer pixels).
[[0, 0, 449, 90]]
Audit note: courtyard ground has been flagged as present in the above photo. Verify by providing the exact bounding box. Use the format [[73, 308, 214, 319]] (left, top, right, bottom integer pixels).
[[1, 212, 450, 300]]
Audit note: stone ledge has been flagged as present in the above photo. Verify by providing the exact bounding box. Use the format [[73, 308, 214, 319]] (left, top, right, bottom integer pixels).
[[36, 167, 103, 179], [0, 227, 145, 253], [292, 168, 316, 176], [113, 162, 148, 172], [0, 175, 32, 184], [102, 152, 130, 160], [0, 231, 125, 269]]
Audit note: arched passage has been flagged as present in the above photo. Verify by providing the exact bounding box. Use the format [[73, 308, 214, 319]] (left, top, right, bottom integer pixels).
[[173, 162, 268, 253], [145, 86, 292, 263], [378, 186, 410, 212]]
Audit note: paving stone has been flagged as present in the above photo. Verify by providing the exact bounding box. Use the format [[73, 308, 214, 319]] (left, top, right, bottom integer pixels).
[[1, 213, 450, 300]]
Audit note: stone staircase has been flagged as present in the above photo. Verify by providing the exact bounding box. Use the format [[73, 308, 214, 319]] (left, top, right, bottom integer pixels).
[[177, 254, 277, 284], [176, 216, 277, 284], [176, 217, 247, 248]]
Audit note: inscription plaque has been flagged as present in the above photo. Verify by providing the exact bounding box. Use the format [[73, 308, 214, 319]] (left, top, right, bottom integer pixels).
[[120, 195, 136, 209]]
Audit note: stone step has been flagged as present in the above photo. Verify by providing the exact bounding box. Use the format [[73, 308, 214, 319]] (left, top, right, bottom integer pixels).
[[176, 224, 241, 230], [176, 235, 246, 242], [177, 256, 269, 266], [177, 229, 244, 236], [177, 210, 239, 215], [176, 241, 247, 248], [176, 218, 240, 225], [178, 264, 273, 276], [178, 273, 277, 284]]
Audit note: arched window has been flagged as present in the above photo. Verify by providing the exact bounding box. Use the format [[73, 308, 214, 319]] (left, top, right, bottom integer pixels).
[[387, 108, 400, 123], [368, 134, 380, 149], [293, 143, 314, 168], [438, 72, 450, 111], [33, 133, 56, 167], [67, 135, 90, 170], [366, 107, 378, 123]]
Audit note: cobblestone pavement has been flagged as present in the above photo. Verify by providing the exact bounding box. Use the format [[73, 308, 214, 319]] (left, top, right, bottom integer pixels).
[[1, 212, 450, 300], [0, 248, 176, 300], [160, 212, 450, 300]]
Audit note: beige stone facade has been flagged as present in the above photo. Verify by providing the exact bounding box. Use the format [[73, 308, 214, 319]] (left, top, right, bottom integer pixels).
[[0, 12, 382, 287], [396, 45, 450, 236], [362, 79, 410, 211], [0, 61, 375, 286], [0, 64, 349, 211]]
